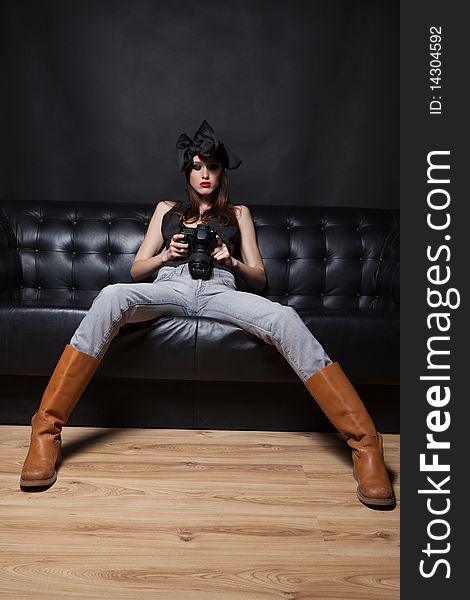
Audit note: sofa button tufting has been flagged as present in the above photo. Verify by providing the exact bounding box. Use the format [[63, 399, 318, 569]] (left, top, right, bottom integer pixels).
[[35, 249, 39, 253], [356, 293, 361, 297], [108, 253, 112, 257]]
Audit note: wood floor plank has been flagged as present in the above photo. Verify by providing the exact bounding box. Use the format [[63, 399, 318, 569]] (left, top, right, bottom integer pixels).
[[0, 556, 400, 600], [0, 425, 399, 599]]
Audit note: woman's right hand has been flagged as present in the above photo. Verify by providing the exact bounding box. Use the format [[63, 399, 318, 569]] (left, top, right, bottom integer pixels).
[[163, 233, 189, 262]]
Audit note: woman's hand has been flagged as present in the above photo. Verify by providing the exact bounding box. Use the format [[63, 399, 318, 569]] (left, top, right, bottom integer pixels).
[[212, 235, 236, 269], [163, 233, 189, 262]]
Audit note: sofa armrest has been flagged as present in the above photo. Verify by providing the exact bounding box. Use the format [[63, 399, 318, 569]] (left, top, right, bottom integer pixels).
[[375, 229, 399, 309], [0, 209, 22, 292]]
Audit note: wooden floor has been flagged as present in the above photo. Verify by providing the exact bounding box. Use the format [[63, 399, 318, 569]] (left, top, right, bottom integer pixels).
[[0, 426, 399, 599]]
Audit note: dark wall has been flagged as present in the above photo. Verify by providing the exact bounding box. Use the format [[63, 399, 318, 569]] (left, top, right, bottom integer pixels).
[[1, 0, 398, 208]]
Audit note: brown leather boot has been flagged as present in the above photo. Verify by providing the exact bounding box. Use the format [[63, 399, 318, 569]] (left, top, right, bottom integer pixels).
[[304, 362, 395, 508], [20, 345, 100, 490]]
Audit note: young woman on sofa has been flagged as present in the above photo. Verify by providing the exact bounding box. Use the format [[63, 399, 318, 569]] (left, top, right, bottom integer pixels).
[[20, 120, 395, 508]]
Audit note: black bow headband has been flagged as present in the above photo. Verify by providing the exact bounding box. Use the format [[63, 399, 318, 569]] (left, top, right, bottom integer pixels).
[[176, 120, 242, 172]]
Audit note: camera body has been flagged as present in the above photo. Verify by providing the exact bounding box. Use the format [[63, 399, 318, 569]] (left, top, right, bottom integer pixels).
[[179, 223, 220, 279]]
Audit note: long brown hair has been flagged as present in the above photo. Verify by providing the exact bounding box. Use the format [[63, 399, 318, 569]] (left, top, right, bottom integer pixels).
[[174, 168, 238, 226]]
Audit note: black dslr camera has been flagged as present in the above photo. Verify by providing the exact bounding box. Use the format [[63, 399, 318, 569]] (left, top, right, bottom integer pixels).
[[179, 224, 220, 279]]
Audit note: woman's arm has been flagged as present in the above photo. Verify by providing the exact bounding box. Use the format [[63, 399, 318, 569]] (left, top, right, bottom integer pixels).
[[212, 205, 267, 290], [130, 200, 187, 282]]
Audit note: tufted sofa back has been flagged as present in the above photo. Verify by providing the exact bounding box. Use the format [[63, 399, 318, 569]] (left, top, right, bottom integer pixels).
[[1, 201, 154, 305], [0, 200, 399, 311], [250, 205, 399, 311]]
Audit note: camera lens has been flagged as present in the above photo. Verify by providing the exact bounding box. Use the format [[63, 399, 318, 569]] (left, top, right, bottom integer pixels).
[[188, 251, 211, 279], [180, 224, 218, 279]]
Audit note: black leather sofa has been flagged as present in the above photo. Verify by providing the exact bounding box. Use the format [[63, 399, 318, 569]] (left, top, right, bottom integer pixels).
[[0, 200, 399, 432]]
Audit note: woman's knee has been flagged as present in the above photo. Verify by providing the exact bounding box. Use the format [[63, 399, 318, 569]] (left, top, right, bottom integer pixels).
[[95, 283, 133, 303], [91, 284, 136, 317], [273, 303, 299, 321], [269, 304, 307, 334], [96, 283, 126, 298]]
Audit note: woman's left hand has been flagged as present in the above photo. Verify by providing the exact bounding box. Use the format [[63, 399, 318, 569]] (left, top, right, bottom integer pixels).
[[212, 235, 236, 269]]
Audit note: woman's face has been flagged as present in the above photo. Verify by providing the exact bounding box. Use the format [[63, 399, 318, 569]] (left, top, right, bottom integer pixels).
[[189, 155, 223, 199]]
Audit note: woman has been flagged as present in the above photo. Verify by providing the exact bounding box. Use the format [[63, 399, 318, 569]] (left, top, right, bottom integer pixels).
[[20, 120, 395, 508]]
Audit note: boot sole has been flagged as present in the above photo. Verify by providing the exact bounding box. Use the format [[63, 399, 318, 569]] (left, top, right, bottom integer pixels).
[[20, 448, 62, 491], [356, 487, 396, 508], [20, 472, 57, 490]]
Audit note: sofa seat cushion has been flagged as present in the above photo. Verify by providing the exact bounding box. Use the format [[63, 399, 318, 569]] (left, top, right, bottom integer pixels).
[[0, 301, 195, 379], [194, 309, 398, 385], [1, 300, 398, 385], [297, 308, 399, 384]]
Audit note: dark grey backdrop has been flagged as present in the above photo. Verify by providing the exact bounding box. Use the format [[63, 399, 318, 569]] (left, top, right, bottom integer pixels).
[[1, 0, 398, 208]]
